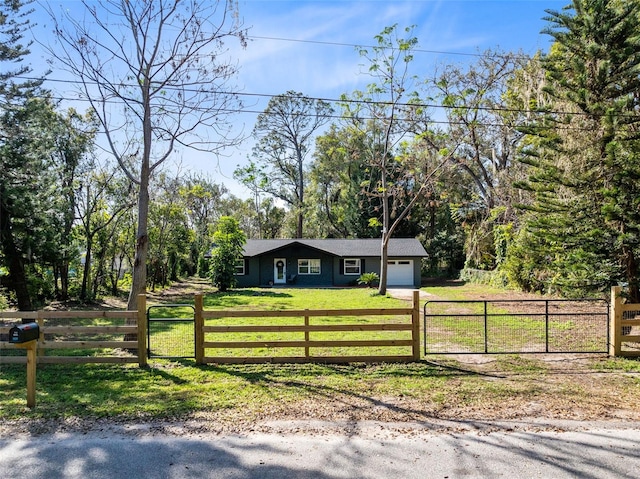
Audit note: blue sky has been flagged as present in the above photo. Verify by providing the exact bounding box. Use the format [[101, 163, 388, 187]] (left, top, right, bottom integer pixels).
[[35, 0, 568, 198]]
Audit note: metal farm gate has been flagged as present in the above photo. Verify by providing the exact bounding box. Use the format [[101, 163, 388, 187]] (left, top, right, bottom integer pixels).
[[147, 304, 196, 359], [423, 299, 609, 354]]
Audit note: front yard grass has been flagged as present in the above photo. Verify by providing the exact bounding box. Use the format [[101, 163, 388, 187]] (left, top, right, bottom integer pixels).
[[149, 288, 414, 359]]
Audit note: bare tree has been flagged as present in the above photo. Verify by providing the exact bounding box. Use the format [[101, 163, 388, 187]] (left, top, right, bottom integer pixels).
[[46, 0, 247, 309], [341, 25, 450, 295]]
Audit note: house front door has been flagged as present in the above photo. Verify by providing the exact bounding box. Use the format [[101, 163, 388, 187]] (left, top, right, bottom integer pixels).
[[274, 258, 287, 284]]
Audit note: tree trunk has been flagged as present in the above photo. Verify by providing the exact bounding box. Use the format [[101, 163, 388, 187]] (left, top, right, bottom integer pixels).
[[0, 195, 33, 311], [378, 168, 390, 296], [124, 177, 149, 343], [6, 245, 33, 311], [297, 146, 304, 239], [127, 178, 149, 311], [127, 80, 152, 313], [59, 262, 69, 300], [378, 235, 389, 296], [80, 240, 92, 300]]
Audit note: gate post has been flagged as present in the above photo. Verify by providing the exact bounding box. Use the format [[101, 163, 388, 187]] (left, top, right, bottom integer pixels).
[[412, 290, 420, 361], [137, 294, 147, 367], [195, 294, 204, 364], [610, 286, 622, 357]]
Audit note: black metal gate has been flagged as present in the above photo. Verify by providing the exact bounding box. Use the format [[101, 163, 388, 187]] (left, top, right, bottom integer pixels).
[[147, 304, 196, 359], [423, 299, 609, 354]]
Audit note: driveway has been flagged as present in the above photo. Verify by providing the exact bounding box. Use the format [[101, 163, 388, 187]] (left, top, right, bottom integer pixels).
[[387, 288, 432, 301]]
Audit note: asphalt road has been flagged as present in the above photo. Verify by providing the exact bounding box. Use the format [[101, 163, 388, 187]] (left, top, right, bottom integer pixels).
[[2, 422, 640, 478]]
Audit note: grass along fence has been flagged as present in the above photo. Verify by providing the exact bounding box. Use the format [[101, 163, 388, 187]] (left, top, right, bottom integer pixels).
[[195, 291, 421, 364], [0, 295, 147, 366]]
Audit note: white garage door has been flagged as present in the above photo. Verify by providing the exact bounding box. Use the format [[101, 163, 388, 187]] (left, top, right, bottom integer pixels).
[[387, 260, 414, 286]]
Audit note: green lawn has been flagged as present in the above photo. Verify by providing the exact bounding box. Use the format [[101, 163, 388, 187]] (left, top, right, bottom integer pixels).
[[0, 283, 632, 423], [149, 288, 413, 359]]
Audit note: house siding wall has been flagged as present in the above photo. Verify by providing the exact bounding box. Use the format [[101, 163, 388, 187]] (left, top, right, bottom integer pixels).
[[235, 249, 423, 288], [235, 245, 335, 287], [332, 256, 378, 286], [235, 258, 260, 288]]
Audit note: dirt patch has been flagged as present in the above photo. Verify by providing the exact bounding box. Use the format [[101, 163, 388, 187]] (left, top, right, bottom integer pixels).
[[148, 277, 216, 301], [387, 288, 434, 301]]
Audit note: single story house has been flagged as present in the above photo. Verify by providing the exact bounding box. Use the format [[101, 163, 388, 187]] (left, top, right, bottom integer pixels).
[[234, 238, 427, 288]]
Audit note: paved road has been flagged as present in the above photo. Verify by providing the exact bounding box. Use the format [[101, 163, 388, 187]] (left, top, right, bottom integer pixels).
[[3, 422, 640, 478]]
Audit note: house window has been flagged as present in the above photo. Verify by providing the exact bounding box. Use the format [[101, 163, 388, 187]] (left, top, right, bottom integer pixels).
[[344, 258, 361, 275], [298, 259, 321, 275], [234, 259, 245, 275]]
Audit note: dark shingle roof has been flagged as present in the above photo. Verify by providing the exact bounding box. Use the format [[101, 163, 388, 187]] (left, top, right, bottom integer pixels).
[[242, 238, 427, 258]]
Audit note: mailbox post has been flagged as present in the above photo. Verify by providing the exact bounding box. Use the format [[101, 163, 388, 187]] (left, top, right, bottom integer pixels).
[[9, 323, 40, 408]]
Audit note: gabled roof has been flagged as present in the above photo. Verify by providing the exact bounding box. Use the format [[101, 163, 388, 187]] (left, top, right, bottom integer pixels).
[[242, 238, 427, 258]]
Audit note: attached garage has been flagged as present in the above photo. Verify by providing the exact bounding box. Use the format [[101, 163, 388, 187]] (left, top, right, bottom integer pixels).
[[387, 259, 414, 286]]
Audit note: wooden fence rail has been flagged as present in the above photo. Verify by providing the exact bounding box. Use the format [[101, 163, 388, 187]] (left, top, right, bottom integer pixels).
[[194, 291, 421, 364], [2, 291, 422, 366], [610, 286, 640, 357], [0, 295, 147, 366]]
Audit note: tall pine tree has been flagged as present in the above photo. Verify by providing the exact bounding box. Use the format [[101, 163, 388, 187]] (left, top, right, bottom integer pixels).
[[0, 0, 46, 310], [516, 0, 640, 298]]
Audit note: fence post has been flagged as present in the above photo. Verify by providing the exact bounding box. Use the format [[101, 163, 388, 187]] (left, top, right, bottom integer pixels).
[[37, 314, 44, 359], [195, 294, 204, 365], [304, 310, 310, 359], [14, 340, 38, 408], [412, 290, 420, 361], [137, 294, 147, 367], [610, 286, 622, 357]]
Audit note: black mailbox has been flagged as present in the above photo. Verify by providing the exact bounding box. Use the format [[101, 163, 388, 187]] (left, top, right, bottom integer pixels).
[[9, 323, 40, 343]]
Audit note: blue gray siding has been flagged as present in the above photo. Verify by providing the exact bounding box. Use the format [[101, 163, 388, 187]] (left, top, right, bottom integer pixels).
[[234, 240, 425, 288]]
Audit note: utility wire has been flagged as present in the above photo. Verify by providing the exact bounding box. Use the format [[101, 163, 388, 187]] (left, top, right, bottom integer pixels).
[[247, 35, 498, 58], [15, 73, 619, 124]]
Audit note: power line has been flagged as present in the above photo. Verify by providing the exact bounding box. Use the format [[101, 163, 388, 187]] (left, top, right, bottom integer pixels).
[[21, 74, 633, 126], [247, 35, 492, 58], [34, 92, 603, 133]]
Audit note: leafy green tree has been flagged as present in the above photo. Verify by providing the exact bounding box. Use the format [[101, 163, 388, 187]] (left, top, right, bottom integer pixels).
[[0, 0, 48, 310], [209, 216, 246, 292], [49, 108, 97, 300], [308, 124, 379, 238], [235, 91, 333, 238], [514, 0, 640, 298], [75, 164, 134, 300], [0, 97, 87, 309], [147, 173, 195, 290], [257, 198, 286, 239], [179, 175, 228, 275], [430, 50, 531, 271]]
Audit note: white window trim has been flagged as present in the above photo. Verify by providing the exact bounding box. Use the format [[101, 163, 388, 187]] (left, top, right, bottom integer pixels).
[[298, 258, 321, 275], [344, 258, 361, 275], [234, 259, 245, 276]]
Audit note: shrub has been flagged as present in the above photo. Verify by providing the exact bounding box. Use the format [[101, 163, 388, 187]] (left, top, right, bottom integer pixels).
[[209, 217, 246, 292], [357, 272, 379, 288], [0, 288, 8, 310]]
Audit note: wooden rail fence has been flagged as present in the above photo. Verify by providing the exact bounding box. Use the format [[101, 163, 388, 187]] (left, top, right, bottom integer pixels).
[[0, 295, 147, 367], [2, 291, 422, 366], [610, 286, 640, 357], [194, 291, 421, 364]]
